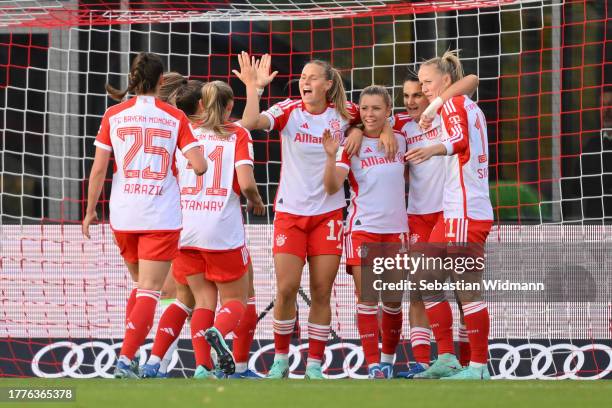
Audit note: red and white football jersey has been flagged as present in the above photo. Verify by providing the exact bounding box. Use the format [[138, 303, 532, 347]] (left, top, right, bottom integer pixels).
[[263, 99, 360, 216], [94, 95, 199, 232], [177, 123, 254, 251], [393, 112, 445, 215], [336, 132, 408, 234], [438, 95, 493, 220]]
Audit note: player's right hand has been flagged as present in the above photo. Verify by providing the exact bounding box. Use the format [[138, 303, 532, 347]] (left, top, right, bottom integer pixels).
[[247, 199, 266, 216], [322, 129, 339, 157], [82, 211, 98, 239]]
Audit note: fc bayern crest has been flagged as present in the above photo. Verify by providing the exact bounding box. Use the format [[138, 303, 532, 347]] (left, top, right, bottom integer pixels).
[[276, 234, 287, 247], [329, 118, 341, 130], [410, 233, 420, 245]]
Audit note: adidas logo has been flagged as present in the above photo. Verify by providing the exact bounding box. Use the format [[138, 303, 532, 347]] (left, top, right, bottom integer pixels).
[[301, 122, 309, 129], [219, 307, 231, 315], [125, 321, 135, 330], [160, 327, 175, 336], [355, 219, 362, 226], [193, 330, 206, 338], [363, 147, 373, 153]]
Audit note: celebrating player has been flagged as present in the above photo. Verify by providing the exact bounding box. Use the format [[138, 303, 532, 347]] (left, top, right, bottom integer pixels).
[[172, 80, 265, 378], [82, 52, 206, 378], [239, 57, 395, 379], [406, 51, 493, 380], [394, 72, 479, 378], [323, 85, 407, 379]]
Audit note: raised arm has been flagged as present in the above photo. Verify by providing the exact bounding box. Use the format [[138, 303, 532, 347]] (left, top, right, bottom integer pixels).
[[233, 51, 277, 131], [323, 129, 349, 194]]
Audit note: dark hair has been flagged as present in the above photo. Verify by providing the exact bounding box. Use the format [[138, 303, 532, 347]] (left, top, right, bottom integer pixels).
[[158, 72, 186, 102], [200, 81, 234, 137], [105, 52, 164, 101], [404, 67, 420, 84], [305, 60, 352, 121], [359, 85, 392, 108], [172, 80, 204, 121]]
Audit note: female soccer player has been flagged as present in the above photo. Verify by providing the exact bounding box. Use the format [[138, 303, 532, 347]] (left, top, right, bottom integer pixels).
[[394, 72, 479, 378], [240, 58, 397, 379], [172, 80, 265, 378], [322, 85, 407, 379], [406, 51, 493, 380], [82, 52, 207, 378]]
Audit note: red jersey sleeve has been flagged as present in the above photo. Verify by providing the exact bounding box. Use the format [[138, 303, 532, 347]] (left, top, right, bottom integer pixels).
[[94, 112, 112, 151], [263, 99, 296, 132], [177, 113, 200, 154], [335, 146, 351, 170], [441, 96, 469, 156], [346, 101, 361, 126], [234, 126, 254, 168], [392, 113, 412, 133]]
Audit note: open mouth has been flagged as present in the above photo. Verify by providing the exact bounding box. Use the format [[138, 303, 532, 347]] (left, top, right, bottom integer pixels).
[[303, 88, 313, 96]]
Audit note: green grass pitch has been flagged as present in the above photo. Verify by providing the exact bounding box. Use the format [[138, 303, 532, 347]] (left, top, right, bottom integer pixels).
[[1, 378, 611, 408]]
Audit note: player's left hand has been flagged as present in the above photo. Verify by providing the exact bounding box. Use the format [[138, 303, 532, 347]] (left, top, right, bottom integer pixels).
[[405, 146, 435, 165], [255, 53, 278, 89], [322, 129, 340, 158]]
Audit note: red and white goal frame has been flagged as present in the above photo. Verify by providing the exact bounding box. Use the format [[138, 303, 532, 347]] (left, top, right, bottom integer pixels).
[[1, 0, 611, 379]]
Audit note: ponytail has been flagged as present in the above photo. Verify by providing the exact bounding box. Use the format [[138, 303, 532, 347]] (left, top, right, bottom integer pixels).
[[421, 50, 464, 84], [105, 52, 164, 101], [200, 81, 233, 138], [307, 60, 352, 121]]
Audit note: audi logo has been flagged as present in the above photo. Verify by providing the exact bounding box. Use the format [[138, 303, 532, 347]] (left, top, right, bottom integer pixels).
[[31, 341, 612, 379]]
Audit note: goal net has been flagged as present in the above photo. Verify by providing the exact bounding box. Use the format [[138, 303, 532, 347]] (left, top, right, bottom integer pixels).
[[1, 0, 611, 379]]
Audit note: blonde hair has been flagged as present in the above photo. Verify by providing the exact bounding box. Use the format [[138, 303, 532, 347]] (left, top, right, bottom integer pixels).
[[158, 72, 186, 102], [105, 52, 164, 101], [359, 85, 392, 108], [200, 81, 233, 137], [306, 60, 352, 121], [421, 50, 464, 84]]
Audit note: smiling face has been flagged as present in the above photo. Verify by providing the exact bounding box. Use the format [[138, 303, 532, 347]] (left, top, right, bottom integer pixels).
[[299, 63, 332, 107], [418, 64, 450, 102], [359, 94, 391, 136], [403, 80, 429, 122]]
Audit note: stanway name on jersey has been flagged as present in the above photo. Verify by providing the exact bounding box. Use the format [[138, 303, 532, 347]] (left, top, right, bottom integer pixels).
[[123, 183, 163, 196], [111, 115, 177, 127], [181, 199, 224, 212]]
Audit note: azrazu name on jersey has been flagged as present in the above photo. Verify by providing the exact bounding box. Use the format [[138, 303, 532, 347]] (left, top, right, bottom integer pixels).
[[123, 183, 163, 196]]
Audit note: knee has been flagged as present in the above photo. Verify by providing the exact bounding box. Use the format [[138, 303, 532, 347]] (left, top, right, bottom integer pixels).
[[276, 282, 299, 303], [310, 284, 332, 306]]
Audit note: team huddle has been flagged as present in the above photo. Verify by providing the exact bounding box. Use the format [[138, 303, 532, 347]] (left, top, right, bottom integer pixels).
[[82, 49, 493, 381]]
